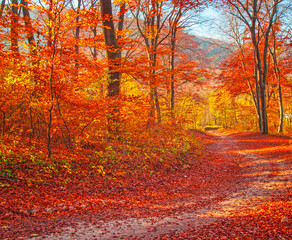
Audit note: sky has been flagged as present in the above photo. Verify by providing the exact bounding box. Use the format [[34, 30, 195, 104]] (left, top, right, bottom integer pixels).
[[189, 7, 227, 41]]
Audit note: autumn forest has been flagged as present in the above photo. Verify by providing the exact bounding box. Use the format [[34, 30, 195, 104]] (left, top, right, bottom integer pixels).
[[0, 0, 292, 239]]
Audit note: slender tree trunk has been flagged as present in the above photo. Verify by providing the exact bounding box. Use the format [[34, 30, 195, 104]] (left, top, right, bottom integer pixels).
[[21, 0, 39, 82], [269, 27, 284, 133], [278, 83, 284, 132], [154, 88, 161, 123], [151, 53, 161, 123], [90, 0, 98, 59], [47, 38, 57, 157], [47, 0, 57, 158], [47, 0, 53, 47], [54, 89, 71, 149], [74, 0, 81, 72], [252, 34, 267, 134], [261, 38, 271, 134], [169, 7, 182, 120], [148, 55, 156, 125], [1, 110, 5, 138], [148, 53, 161, 124], [270, 56, 284, 133], [29, 107, 34, 143], [251, 20, 266, 134], [239, 50, 260, 131], [148, 86, 156, 127], [21, 0, 35, 51], [22, 0, 39, 145], [170, 31, 176, 119], [92, 27, 98, 59], [0, 0, 6, 17], [255, 68, 263, 132], [259, 79, 268, 134], [11, 0, 19, 54], [47, 45, 55, 158]]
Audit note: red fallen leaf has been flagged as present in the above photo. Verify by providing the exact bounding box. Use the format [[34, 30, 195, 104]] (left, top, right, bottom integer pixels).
[[1, 131, 291, 239]]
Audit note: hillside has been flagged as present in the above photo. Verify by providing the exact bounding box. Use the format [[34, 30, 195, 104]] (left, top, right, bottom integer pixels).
[[192, 35, 231, 67]]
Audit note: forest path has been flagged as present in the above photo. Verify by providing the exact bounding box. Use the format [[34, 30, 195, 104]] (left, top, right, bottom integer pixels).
[[35, 131, 292, 239]]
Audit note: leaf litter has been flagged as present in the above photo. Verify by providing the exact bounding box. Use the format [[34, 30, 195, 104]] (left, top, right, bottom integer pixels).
[[1, 130, 291, 239]]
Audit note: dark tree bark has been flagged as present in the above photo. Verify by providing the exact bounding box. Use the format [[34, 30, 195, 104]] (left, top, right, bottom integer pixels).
[[11, 0, 19, 54], [117, 3, 125, 38], [278, 83, 284, 132], [100, 0, 122, 137], [21, 0, 35, 51], [169, 5, 184, 120], [73, 0, 82, 72], [269, 29, 284, 133]]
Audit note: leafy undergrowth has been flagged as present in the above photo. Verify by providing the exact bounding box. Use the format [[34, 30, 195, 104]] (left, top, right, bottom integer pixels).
[[0, 126, 208, 238]]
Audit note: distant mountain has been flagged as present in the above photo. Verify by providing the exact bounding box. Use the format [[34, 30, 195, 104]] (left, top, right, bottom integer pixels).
[[191, 35, 232, 67]]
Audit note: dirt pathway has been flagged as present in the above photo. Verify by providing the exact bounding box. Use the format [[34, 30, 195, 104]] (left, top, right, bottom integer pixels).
[[207, 131, 291, 214], [34, 131, 292, 239]]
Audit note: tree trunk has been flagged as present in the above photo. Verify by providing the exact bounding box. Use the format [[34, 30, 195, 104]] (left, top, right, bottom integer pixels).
[[148, 86, 156, 127], [21, 0, 35, 51], [117, 3, 125, 38], [278, 83, 284, 133], [74, 0, 81, 72], [47, 63, 54, 158], [170, 31, 176, 119], [1, 110, 5, 138], [0, 0, 6, 17], [255, 67, 263, 132], [269, 26, 284, 133], [11, 0, 19, 54], [100, 0, 122, 138], [47, 0, 53, 47], [47, 0, 57, 158], [259, 80, 268, 134], [154, 87, 161, 123], [169, 7, 182, 120], [251, 25, 268, 134]]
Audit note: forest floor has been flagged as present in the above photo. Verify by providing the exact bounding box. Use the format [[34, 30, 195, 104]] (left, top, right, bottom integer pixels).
[[1, 130, 292, 239]]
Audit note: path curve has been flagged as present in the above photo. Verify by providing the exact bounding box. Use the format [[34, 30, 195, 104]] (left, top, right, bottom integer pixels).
[[35, 131, 292, 239]]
